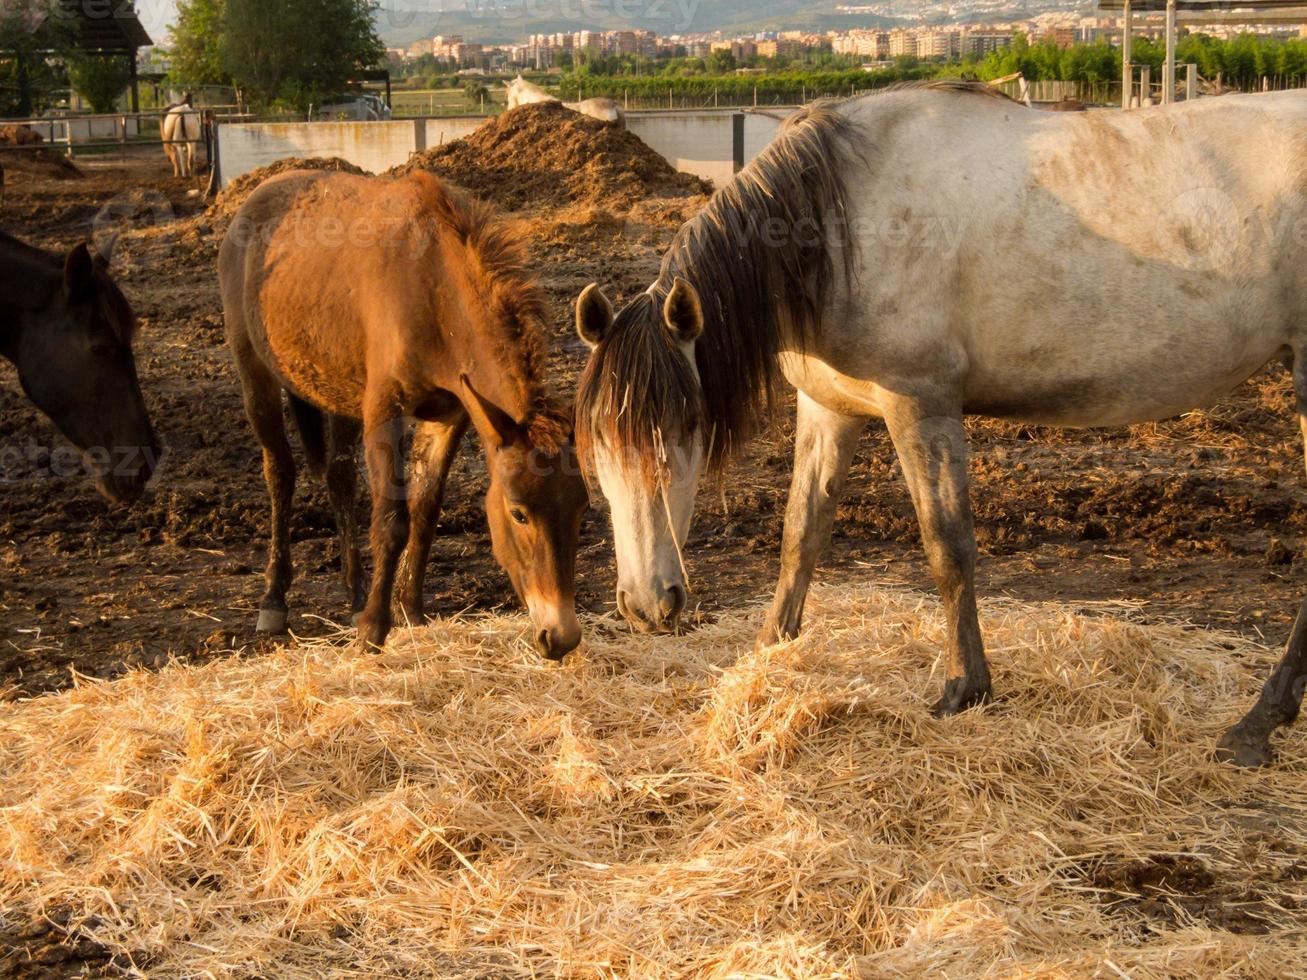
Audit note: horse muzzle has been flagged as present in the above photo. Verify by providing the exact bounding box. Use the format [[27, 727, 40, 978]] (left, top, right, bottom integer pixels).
[[616, 581, 686, 635], [90, 442, 159, 505]]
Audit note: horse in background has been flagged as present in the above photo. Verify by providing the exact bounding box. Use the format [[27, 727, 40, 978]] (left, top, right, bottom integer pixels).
[[162, 95, 202, 178], [505, 75, 626, 127], [0, 231, 158, 502], [219, 169, 588, 655]]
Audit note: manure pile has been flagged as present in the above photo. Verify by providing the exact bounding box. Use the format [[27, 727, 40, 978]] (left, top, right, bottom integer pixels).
[[0, 124, 82, 178], [391, 101, 712, 212], [1, 587, 1305, 977], [208, 156, 368, 221]]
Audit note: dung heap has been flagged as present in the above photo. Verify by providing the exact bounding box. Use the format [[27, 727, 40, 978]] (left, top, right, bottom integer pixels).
[[391, 101, 712, 212], [0, 124, 82, 178], [208, 156, 368, 222]]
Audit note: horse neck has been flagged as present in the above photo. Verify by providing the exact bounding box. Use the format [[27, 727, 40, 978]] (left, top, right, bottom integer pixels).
[[455, 335, 543, 426], [0, 242, 57, 363]]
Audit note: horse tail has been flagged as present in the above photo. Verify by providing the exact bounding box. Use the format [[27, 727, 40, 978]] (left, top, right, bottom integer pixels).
[[288, 393, 328, 477]]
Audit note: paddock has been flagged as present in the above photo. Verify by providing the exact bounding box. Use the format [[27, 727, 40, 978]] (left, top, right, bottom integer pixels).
[[2, 103, 1307, 975]]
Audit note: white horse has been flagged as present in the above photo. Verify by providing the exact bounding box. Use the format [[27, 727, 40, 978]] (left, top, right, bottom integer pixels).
[[505, 74, 625, 127], [162, 105, 202, 177], [574, 82, 1307, 767]]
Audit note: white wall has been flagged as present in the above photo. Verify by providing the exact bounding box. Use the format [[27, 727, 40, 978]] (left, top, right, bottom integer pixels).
[[14, 117, 142, 144], [218, 108, 797, 191], [626, 111, 737, 187], [219, 121, 418, 188]]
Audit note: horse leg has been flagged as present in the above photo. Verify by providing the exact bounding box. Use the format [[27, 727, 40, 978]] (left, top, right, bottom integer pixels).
[[1216, 358, 1307, 763], [356, 407, 409, 650], [882, 397, 991, 717], [239, 374, 296, 634], [396, 410, 469, 624], [758, 391, 865, 647], [324, 414, 366, 619], [1217, 599, 1307, 766]]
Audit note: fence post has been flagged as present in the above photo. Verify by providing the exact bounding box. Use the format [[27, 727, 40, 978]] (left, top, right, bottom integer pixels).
[[732, 112, 745, 174]]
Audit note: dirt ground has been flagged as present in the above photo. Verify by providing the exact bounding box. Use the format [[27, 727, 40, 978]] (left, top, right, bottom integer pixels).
[[3, 141, 1307, 974]]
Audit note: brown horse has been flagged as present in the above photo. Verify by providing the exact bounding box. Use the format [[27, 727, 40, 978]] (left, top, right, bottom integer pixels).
[[0, 230, 158, 503], [218, 169, 587, 656]]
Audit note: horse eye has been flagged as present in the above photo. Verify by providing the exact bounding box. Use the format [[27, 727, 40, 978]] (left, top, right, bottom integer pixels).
[[510, 507, 528, 526]]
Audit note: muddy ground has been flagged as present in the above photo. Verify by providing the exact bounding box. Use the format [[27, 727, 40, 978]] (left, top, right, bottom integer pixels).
[[2, 144, 1307, 975]]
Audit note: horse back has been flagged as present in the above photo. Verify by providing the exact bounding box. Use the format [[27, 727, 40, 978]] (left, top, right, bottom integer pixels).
[[823, 88, 1307, 425], [220, 170, 454, 418]]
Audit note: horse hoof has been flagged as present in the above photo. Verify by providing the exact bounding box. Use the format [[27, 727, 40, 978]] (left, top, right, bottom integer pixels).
[[932, 679, 992, 718], [754, 622, 798, 650], [256, 608, 288, 634], [1215, 730, 1274, 768]]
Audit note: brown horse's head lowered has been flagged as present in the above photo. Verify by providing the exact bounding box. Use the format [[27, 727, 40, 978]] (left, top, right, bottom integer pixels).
[[462, 378, 586, 658], [0, 232, 159, 503]]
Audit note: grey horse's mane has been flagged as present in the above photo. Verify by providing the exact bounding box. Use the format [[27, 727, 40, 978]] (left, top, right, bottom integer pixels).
[[576, 80, 1010, 477]]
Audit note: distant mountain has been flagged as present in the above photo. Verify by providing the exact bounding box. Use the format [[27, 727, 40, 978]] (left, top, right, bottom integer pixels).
[[375, 0, 896, 46]]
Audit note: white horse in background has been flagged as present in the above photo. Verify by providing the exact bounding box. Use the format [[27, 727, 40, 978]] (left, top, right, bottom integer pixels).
[[162, 104, 202, 177], [504, 75, 625, 127]]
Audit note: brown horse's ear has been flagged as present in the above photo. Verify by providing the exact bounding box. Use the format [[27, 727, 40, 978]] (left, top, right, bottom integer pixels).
[[576, 283, 613, 348], [663, 277, 703, 346], [63, 243, 95, 300], [461, 374, 520, 449]]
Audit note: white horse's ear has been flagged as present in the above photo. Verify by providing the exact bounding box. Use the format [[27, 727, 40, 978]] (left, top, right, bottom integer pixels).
[[663, 277, 703, 346], [576, 283, 613, 348], [460, 374, 520, 448]]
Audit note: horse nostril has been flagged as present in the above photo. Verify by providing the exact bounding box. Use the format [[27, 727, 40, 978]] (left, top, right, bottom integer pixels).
[[660, 584, 685, 624], [535, 629, 552, 656], [616, 589, 632, 620]]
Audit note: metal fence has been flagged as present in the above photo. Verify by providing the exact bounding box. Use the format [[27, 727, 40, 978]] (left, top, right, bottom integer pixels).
[[0, 106, 253, 157]]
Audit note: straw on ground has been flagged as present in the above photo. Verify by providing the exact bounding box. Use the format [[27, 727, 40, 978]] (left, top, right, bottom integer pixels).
[[1, 586, 1304, 977]]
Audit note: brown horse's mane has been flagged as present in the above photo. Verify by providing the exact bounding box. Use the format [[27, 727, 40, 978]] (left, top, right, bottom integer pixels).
[[0, 230, 136, 344], [414, 173, 570, 453]]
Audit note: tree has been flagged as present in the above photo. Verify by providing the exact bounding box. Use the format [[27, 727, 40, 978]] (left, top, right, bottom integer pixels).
[[169, 0, 229, 87], [67, 53, 132, 112], [221, 0, 383, 110], [706, 49, 736, 73], [0, 0, 72, 116]]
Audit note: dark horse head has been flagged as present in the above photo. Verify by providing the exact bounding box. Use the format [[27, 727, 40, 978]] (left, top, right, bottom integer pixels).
[[1, 234, 159, 503]]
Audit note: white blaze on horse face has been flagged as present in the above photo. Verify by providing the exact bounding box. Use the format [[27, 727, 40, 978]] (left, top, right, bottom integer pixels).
[[595, 430, 705, 634]]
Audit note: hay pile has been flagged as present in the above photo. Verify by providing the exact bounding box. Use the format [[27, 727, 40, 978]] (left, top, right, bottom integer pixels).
[[390, 102, 711, 212], [1, 586, 1305, 977], [208, 156, 368, 221]]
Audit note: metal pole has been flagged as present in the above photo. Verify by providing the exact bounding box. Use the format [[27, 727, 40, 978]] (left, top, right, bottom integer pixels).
[[1164, 0, 1177, 105], [1121, 0, 1133, 109], [1186, 63, 1198, 101]]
